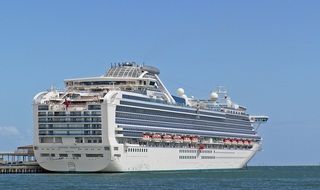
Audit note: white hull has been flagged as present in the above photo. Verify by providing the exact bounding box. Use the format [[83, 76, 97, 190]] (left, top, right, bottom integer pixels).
[[35, 144, 260, 172]]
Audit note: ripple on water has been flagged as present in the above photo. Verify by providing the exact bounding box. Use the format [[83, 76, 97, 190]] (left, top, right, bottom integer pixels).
[[0, 166, 319, 190]]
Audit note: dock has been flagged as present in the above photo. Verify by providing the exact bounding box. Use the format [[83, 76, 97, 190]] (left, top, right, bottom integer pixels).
[[0, 165, 45, 174], [0, 145, 47, 174]]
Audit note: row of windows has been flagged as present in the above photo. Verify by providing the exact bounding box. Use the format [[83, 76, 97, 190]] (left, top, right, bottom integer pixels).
[[116, 112, 252, 130], [254, 118, 268, 122], [226, 110, 245, 116], [116, 105, 249, 126], [75, 137, 102, 143], [41, 117, 101, 122], [122, 95, 233, 118], [38, 104, 100, 111], [77, 81, 129, 86], [50, 111, 67, 116], [39, 130, 102, 136], [88, 105, 101, 110], [117, 105, 216, 122], [39, 124, 101, 129], [40, 153, 103, 158], [38, 117, 101, 123], [38, 111, 101, 117], [127, 148, 148, 153], [179, 156, 197, 159], [201, 156, 215, 159], [179, 149, 197, 153], [38, 112, 48, 116], [115, 118, 255, 135], [120, 102, 251, 126], [120, 100, 225, 118], [200, 150, 213, 154], [122, 131, 141, 138], [86, 154, 104, 157], [179, 150, 213, 154], [38, 105, 49, 110]]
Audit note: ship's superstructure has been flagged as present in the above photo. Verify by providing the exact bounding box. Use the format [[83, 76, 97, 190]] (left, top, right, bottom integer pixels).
[[33, 62, 268, 172]]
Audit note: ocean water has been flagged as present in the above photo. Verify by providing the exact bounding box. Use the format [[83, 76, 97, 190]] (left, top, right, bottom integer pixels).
[[0, 166, 319, 190]]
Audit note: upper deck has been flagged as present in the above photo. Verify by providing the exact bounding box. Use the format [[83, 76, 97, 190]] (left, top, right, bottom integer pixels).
[[64, 63, 159, 91], [35, 62, 263, 119]]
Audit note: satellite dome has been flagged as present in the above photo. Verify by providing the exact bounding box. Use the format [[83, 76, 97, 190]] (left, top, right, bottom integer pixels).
[[177, 88, 185, 97], [210, 92, 218, 101]]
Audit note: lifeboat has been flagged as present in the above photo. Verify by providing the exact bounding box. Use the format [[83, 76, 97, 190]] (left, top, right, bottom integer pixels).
[[142, 134, 151, 141], [183, 136, 191, 143], [223, 139, 231, 145], [173, 135, 183, 143], [231, 139, 238, 145], [152, 134, 162, 142], [191, 136, 199, 143], [243, 140, 249, 145], [162, 135, 172, 143], [237, 140, 244, 145]]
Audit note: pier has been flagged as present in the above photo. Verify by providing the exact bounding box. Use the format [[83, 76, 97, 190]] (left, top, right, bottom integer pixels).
[[0, 165, 45, 174], [0, 145, 47, 174]]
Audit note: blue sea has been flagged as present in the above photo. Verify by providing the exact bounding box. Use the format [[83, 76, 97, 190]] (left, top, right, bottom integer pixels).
[[0, 166, 319, 190]]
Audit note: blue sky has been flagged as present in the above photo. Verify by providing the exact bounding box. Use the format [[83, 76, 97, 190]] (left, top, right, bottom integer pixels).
[[0, 1, 319, 165]]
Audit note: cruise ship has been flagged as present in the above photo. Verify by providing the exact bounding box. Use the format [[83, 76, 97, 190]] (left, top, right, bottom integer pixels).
[[33, 62, 268, 172]]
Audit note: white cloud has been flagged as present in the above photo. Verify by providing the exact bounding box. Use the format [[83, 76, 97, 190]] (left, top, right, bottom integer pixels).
[[0, 126, 20, 136]]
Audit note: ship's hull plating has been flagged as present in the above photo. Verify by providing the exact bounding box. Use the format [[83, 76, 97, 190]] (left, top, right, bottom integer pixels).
[[35, 144, 260, 172]]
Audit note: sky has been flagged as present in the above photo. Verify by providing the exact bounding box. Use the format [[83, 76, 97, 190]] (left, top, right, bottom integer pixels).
[[0, 0, 319, 166]]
